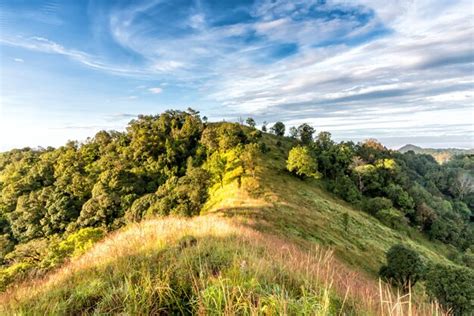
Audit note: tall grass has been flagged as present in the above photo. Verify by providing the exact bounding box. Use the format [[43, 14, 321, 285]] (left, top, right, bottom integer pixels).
[[0, 216, 447, 315]]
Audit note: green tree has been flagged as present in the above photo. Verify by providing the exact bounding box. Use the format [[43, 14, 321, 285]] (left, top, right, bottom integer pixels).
[[287, 146, 320, 179], [241, 143, 260, 178], [425, 264, 474, 315], [379, 244, 425, 292], [217, 123, 247, 151], [289, 126, 298, 139], [206, 151, 227, 187], [270, 122, 285, 136], [245, 117, 256, 128], [297, 123, 315, 144]]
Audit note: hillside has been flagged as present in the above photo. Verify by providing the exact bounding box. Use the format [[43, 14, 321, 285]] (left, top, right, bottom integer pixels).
[[398, 144, 474, 164], [204, 135, 454, 275], [0, 111, 472, 315]]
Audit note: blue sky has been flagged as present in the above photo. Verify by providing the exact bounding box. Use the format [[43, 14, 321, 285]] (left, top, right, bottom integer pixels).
[[0, 0, 473, 150]]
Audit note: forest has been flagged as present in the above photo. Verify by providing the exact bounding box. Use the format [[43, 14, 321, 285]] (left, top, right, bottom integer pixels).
[[0, 109, 473, 314]]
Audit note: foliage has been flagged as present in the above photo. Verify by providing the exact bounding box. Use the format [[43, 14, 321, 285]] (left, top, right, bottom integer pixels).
[[0, 262, 33, 292], [270, 121, 285, 136], [363, 197, 393, 216], [287, 146, 320, 179], [245, 117, 256, 128], [425, 264, 474, 315], [296, 123, 315, 144], [379, 244, 425, 292], [57, 227, 105, 258]]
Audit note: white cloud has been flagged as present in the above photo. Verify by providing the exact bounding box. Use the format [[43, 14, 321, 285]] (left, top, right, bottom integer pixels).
[[13, 58, 24, 63], [0, 36, 146, 76], [148, 87, 163, 94], [2, 0, 472, 148]]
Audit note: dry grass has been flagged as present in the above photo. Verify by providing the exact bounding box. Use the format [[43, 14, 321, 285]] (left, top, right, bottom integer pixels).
[[0, 215, 448, 315]]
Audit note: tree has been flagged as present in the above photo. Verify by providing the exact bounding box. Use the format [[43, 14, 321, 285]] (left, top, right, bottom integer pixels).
[[296, 124, 315, 144], [245, 117, 256, 128], [241, 143, 260, 178], [289, 127, 298, 139], [314, 131, 334, 151], [384, 184, 415, 215], [287, 146, 320, 179], [379, 244, 425, 292], [217, 123, 247, 151], [261, 121, 267, 132], [452, 173, 474, 200], [270, 122, 285, 136], [425, 264, 474, 315], [155, 167, 210, 216], [206, 151, 227, 187], [330, 175, 361, 203]]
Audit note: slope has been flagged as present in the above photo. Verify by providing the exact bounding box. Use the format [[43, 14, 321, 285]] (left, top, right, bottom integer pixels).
[[205, 134, 454, 275], [0, 133, 455, 315]]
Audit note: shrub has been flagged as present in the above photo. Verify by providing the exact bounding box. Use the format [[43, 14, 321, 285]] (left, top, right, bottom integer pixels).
[[379, 244, 425, 292], [330, 176, 361, 203], [287, 146, 320, 179], [425, 263, 474, 315], [375, 208, 407, 229], [363, 197, 393, 216], [59, 227, 105, 258], [0, 262, 33, 291]]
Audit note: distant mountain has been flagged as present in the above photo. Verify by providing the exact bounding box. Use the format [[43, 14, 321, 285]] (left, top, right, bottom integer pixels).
[[398, 144, 474, 163]]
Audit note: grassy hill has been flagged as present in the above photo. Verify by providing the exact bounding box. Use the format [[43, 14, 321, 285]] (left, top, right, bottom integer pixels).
[[0, 132, 455, 315]]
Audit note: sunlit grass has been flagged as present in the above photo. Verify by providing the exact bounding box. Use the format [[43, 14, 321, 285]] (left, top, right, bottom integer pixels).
[[0, 215, 447, 315]]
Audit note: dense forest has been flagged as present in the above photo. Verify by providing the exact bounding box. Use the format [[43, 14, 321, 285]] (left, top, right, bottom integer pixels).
[[0, 109, 473, 314]]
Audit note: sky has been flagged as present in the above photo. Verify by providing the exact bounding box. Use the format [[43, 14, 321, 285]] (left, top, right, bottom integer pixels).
[[0, 0, 473, 151]]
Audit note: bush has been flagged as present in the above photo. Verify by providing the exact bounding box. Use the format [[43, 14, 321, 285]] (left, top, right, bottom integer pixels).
[[330, 176, 361, 203], [425, 264, 474, 315], [363, 197, 393, 216], [59, 227, 105, 258], [379, 244, 425, 292], [375, 208, 407, 229], [0, 262, 33, 291], [126, 193, 160, 222], [286, 146, 320, 179]]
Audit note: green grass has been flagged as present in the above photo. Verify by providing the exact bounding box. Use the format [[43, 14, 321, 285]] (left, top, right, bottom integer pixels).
[[1, 217, 354, 315], [204, 133, 454, 276]]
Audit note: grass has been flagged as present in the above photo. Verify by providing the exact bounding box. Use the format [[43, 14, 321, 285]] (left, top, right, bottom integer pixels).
[[0, 132, 455, 315], [0, 217, 356, 314], [0, 216, 446, 315], [204, 133, 454, 276]]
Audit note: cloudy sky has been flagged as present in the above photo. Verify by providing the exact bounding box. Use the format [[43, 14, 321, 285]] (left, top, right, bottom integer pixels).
[[0, 0, 473, 150]]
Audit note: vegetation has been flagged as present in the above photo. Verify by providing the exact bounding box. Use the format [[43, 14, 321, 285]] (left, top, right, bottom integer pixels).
[[286, 146, 320, 179], [425, 264, 474, 315], [0, 110, 472, 314], [379, 244, 425, 292]]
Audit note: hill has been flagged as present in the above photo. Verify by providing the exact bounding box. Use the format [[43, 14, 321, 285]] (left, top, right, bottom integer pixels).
[[0, 110, 472, 314], [398, 144, 474, 164]]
